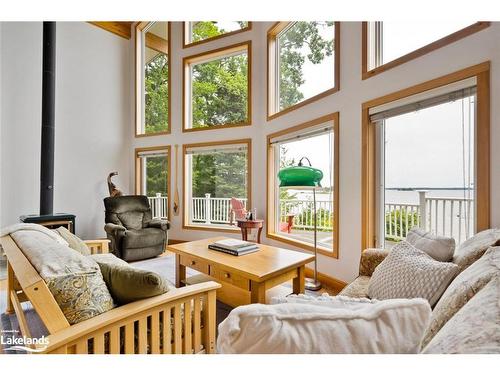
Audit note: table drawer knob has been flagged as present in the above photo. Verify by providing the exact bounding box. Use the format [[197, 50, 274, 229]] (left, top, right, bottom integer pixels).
[[224, 272, 230, 279], [190, 260, 196, 266]]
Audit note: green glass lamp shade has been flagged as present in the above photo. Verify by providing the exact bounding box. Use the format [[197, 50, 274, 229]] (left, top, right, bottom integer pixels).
[[278, 165, 323, 188]]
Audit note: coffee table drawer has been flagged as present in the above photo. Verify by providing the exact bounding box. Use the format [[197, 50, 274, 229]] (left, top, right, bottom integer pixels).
[[210, 265, 250, 290], [180, 254, 209, 273]]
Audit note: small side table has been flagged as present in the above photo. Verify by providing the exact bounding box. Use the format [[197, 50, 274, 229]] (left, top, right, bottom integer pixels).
[[236, 219, 264, 243]]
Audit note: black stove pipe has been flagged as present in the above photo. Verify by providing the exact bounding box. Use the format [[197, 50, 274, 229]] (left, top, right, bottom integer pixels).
[[40, 22, 56, 215]]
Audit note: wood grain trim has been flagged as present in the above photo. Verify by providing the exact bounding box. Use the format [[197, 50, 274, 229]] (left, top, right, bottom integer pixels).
[[135, 22, 171, 137], [182, 22, 252, 49], [267, 22, 340, 121], [88, 22, 133, 39], [134, 145, 172, 221], [266, 112, 340, 258], [361, 62, 491, 250], [182, 139, 252, 232], [304, 268, 347, 294], [182, 41, 252, 132], [362, 22, 490, 80]]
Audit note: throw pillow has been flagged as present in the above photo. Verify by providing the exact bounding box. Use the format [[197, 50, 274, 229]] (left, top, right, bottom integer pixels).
[[420, 246, 500, 348], [90, 253, 169, 305], [422, 277, 500, 354], [53, 226, 91, 256], [452, 228, 500, 272], [217, 298, 431, 354], [406, 227, 455, 262], [368, 241, 459, 306]]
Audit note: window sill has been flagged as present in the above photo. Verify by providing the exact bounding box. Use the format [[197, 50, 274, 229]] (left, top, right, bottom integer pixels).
[[266, 232, 338, 259]]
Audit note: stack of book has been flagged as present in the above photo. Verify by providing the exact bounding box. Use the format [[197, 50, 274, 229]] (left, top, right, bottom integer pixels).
[[208, 239, 259, 256]]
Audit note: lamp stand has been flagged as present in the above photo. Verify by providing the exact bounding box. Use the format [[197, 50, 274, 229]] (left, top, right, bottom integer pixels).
[[305, 187, 322, 291]]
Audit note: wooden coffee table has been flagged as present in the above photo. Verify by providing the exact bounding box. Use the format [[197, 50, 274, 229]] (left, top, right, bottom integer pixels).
[[168, 237, 315, 307]]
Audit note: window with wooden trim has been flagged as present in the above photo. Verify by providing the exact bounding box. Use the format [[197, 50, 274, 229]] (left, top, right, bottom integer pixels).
[[268, 22, 339, 120], [363, 22, 490, 79], [362, 63, 490, 250], [267, 113, 339, 257], [183, 140, 252, 231], [183, 21, 251, 47], [135, 22, 170, 136], [183, 42, 251, 132], [135, 146, 171, 219]]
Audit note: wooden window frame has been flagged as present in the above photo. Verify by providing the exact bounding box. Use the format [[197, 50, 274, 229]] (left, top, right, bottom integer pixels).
[[361, 62, 491, 250], [362, 22, 490, 80], [267, 22, 340, 121], [135, 22, 172, 137], [182, 138, 252, 233], [266, 112, 340, 258], [135, 145, 172, 220], [182, 22, 252, 48], [182, 41, 252, 133]]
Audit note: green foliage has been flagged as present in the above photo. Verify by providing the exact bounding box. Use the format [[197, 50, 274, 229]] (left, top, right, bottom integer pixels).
[[278, 21, 335, 110], [291, 203, 333, 232], [192, 151, 247, 198], [191, 21, 248, 43], [385, 209, 420, 241], [145, 156, 168, 197], [144, 52, 169, 134]]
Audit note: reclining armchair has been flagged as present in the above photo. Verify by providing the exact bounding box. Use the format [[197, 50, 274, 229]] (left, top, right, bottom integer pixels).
[[103, 195, 169, 261]]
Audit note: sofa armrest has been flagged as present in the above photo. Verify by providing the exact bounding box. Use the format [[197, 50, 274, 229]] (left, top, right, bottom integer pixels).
[[359, 248, 390, 277], [147, 218, 170, 231], [104, 223, 127, 237]]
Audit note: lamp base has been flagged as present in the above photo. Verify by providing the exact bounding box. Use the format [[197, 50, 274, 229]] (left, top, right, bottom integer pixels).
[[304, 277, 322, 291]]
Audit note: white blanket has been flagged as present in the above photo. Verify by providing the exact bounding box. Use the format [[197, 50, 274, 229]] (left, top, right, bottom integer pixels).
[[0, 223, 68, 246]]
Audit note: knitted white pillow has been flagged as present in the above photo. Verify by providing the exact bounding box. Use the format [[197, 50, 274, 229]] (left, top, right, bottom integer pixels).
[[368, 241, 459, 306]]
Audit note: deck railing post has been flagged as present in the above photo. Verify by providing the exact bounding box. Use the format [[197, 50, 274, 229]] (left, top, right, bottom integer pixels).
[[155, 193, 161, 219], [204, 193, 211, 225], [417, 190, 428, 231]]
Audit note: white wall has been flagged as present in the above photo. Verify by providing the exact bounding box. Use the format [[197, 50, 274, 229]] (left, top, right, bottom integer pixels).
[[0, 22, 132, 239], [132, 22, 500, 283]]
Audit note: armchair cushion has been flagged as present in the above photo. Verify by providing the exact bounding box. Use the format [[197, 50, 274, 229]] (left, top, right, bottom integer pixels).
[[147, 218, 170, 231], [122, 228, 166, 249], [117, 211, 144, 230]]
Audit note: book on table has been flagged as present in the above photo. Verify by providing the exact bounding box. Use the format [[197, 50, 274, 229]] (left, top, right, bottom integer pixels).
[[208, 239, 259, 256]]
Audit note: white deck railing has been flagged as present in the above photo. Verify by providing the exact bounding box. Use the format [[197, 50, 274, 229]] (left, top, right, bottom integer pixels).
[[191, 194, 248, 224], [279, 199, 333, 231], [148, 193, 168, 219]]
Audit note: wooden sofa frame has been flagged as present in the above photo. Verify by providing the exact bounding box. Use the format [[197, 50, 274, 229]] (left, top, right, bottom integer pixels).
[[1, 235, 221, 354]]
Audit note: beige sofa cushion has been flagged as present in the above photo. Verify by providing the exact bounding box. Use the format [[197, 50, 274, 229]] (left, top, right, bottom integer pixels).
[[421, 246, 500, 348], [53, 226, 91, 256], [406, 228, 455, 262], [422, 277, 500, 354], [11, 230, 115, 325], [368, 241, 458, 306], [452, 228, 500, 272], [217, 298, 431, 354], [339, 276, 370, 298]]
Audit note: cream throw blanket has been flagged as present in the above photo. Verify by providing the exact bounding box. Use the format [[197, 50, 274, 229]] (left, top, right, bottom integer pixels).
[[0, 223, 68, 246]]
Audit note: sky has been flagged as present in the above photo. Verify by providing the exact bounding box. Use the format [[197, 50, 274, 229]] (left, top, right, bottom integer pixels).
[[289, 21, 476, 191]]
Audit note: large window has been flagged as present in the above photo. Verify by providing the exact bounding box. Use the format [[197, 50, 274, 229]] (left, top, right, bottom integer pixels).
[[183, 42, 251, 132], [268, 22, 339, 120], [184, 21, 251, 47], [362, 63, 491, 250], [363, 22, 489, 79], [267, 113, 339, 257], [135, 146, 171, 219], [183, 140, 251, 231], [135, 22, 170, 136]]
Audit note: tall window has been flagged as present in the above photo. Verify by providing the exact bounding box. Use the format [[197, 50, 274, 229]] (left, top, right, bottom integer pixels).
[[184, 21, 251, 47], [135, 22, 170, 136], [183, 42, 251, 131], [369, 80, 478, 248], [363, 22, 489, 78], [268, 22, 339, 119], [135, 146, 170, 219], [183, 140, 251, 230], [267, 114, 339, 257]]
